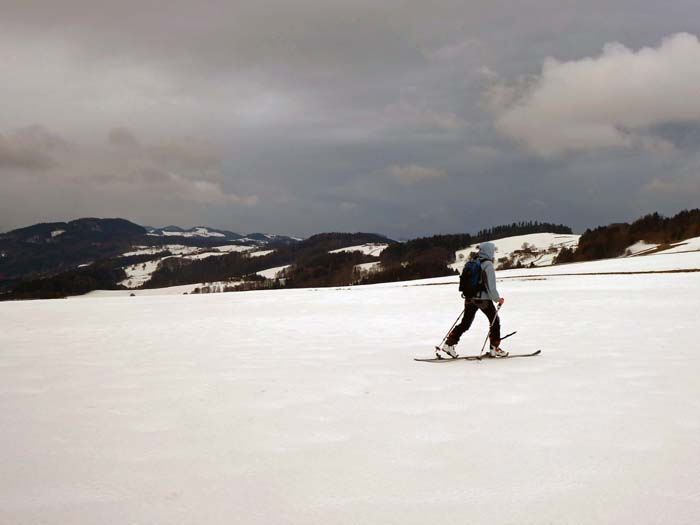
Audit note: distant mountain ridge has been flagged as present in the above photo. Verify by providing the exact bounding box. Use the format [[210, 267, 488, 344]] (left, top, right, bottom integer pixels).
[[0, 217, 298, 287], [0, 218, 146, 243], [1, 217, 579, 300], [4, 210, 700, 301], [0, 218, 147, 283]]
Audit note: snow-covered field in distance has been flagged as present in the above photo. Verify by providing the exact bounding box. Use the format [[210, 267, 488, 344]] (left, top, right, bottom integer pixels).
[[248, 249, 275, 258], [1, 251, 699, 524], [329, 243, 389, 256], [655, 234, 700, 254], [256, 264, 291, 279], [451, 232, 580, 270], [80, 281, 240, 298], [119, 245, 257, 288]]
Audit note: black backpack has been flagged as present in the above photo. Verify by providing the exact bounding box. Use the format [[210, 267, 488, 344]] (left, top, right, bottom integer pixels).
[[458, 259, 485, 297]]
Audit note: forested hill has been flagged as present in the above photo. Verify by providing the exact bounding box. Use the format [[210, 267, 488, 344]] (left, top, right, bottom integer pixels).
[[555, 209, 700, 263], [144, 232, 393, 289], [359, 221, 573, 285], [0, 218, 146, 281], [473, 221, 572, 241], [1, 219, 575, 299]]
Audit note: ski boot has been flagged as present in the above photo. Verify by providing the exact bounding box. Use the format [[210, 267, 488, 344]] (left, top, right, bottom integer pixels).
[[489, 343, 509, 358], [438, 341, 459, 358]]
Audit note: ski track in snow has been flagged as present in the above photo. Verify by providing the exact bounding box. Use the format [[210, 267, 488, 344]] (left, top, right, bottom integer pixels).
[[1, 254, 700, 524]]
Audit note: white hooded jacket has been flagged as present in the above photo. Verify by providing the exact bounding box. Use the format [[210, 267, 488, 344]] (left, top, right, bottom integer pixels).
[[475, 242, 500, 302]]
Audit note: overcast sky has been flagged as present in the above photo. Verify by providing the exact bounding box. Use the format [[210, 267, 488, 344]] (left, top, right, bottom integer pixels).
[[1, 1, 700, 238]]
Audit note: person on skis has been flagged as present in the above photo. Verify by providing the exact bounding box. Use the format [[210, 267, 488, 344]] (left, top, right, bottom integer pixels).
[[440, 241, 508, 358]]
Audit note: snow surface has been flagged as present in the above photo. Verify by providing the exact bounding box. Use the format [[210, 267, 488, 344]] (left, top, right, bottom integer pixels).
[[162, 227, 226, 238], [119, 245, 255, 287], [623, 240, 659, 256], [329, 243, 389, 256], [119, 260, 162, 288], [497, 249, 700, 277], [120, 255, 216, 287], [256, 265, 291, 279], [50, 229, 65, 238], [354, 261, 382, 273], [655, 235, 700, 254], [248, 249, 275, 258], [79, 281, 240, 298], [1, 252, 700, 524], [451, 233, 580, 270], [122, 245, 201, 257], [183, 251, 228, 261], [214, 245, 256, 254]]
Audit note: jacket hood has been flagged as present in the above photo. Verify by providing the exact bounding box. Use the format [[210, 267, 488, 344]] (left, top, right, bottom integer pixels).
[[478, 242, 495, 261]]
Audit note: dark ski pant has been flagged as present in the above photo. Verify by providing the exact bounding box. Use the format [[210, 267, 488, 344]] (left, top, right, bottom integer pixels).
[[446, 299, 501, 346]]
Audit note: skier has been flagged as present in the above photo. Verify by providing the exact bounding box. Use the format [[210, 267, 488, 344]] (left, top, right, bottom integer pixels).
[[440, 241, 508, 358]]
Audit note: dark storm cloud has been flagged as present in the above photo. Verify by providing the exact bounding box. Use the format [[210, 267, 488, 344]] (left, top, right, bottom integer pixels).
[[0, 126, 67, 171], [1, 1, 700, 236]]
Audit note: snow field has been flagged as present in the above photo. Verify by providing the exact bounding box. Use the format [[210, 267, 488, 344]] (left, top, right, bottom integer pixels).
[[329, 243, 389, 256], [256, 265, 291, 279], [119, 245, 257, 288], [119, 259, 163, 288], [623, 240, 659, 256], [451, 233, 580, 271], [80, 281, 241, 298], [1, 257, 699, 524], [207, 244, 257, 254], [161, 227, 225, 238], [247, 249, 275, 258], [655, 235, 700, 254], [498, 249, 700, 277], [122, 245, 202, 257], [354, 261, 382, 274]]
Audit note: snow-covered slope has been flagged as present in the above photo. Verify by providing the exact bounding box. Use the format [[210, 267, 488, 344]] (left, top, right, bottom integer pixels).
[[80, 281, 241, 297], [256, 265, 291, 279], [354, 261, 382, 274], [1, 251, 699, 524], [653, 235, 700, 254], [248, 249, 275, 258], [329, 243, 389, 256], [622, 240, 660, 256], [145, 226, 297, 245], [146, 225, 240, 239], [118, 245, 258, 288], [122, 245, 202, 257], [451, 232, 580, 270], [499, 249, 700, 277], [120, 259, 164, 288]]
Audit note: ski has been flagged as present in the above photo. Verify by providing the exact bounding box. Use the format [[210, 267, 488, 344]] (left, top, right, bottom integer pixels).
[[414, 349, 541, 363], [433, 330, 517, 359], [479, 349, 541, 360]]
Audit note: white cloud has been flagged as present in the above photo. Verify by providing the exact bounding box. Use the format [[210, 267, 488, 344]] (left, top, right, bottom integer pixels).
[[488, 33, 700, 157], [385, 164, 444, 184]]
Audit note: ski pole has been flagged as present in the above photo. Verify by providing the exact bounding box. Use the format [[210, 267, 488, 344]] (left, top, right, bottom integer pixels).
[[436, 307, 465, 350], [478, 303, 502, 358]]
